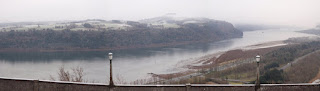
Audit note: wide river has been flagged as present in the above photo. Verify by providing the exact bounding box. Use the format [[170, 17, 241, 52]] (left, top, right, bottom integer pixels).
[[0, 28, 315, 83]]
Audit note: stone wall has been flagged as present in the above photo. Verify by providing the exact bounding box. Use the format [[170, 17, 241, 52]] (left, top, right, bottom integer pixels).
[[0, 77, 319, 91], [0, 77, 108, 91]]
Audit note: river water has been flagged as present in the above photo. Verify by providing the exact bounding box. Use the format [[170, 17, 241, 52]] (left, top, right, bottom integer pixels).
[[0, 28, 314, 83]]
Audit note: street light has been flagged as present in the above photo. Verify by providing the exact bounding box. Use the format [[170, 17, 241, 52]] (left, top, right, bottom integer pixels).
[[256, 55, 260, 63], [255, 55, 261, 91], [109, 53, 114, 87], [109, 53, 113, 60]]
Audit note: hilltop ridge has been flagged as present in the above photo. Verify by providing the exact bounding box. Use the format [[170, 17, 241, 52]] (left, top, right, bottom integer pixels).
[[0, 16, 242, 52]]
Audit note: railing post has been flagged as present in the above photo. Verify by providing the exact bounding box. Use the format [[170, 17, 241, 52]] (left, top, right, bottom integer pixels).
[[186, 83, 191, 91], [109, 87, 114, 91], [33, 80, 39, 91]]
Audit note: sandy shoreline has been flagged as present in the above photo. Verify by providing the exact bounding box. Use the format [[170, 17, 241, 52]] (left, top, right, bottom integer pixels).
[[152, 40, 287, 80]]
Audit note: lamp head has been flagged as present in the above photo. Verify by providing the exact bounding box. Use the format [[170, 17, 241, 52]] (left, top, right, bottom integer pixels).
[[256, 55, 261, 63], [109, 53, 113, 60]]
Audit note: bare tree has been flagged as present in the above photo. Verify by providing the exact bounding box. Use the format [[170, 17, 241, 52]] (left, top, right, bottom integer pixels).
[[58, 66, 71, 81], [115, 74, 127, 84], [71, 66, 85, 82], [51, 66, 86, 82]]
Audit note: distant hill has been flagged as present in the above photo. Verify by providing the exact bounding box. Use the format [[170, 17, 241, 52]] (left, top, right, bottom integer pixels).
[[299, 25, 320, 35], [0, 17, 242, 52]]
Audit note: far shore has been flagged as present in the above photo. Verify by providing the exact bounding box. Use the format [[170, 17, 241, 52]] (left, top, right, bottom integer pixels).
[[0, 38, 238, 53]]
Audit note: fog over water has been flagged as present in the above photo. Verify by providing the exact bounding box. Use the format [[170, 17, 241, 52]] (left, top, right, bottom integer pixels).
[[1, 0, 320, 27]]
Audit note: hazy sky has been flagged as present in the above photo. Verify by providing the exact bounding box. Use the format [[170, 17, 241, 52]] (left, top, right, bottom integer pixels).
[[1, 0, 320, 27]]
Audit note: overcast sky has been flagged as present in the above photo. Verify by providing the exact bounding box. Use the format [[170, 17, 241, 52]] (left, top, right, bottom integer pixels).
[[1, 0, 320, 27]]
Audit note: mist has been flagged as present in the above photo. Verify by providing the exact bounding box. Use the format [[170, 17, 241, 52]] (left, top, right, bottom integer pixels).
[[1, 0, 320, 28]]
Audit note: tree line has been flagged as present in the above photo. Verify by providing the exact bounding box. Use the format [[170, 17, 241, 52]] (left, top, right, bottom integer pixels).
[[0, 21, 242, 51]]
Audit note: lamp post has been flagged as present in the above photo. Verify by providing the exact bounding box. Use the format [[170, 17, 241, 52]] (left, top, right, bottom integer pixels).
[[255, 55, 261, 91], [109, 53, 114, 87]]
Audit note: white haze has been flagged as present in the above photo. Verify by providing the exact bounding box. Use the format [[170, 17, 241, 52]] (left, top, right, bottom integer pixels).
[[0, 0, 320, 28]]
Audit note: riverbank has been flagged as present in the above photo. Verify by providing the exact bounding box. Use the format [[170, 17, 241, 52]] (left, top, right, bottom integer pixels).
[[1, 29, 313, 83], [151, 40, 287, 83]]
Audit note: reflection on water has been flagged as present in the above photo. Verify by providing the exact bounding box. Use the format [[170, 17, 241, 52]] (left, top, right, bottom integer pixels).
[[0, 28, 314, 82]]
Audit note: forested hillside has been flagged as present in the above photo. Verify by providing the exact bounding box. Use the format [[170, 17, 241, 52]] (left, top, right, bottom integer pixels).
[[199, 40, 320, 84], [0, 18, 242, 52]]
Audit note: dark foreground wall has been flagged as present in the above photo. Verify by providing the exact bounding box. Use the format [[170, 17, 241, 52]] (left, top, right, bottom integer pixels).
[[0, 77, 319, 91]]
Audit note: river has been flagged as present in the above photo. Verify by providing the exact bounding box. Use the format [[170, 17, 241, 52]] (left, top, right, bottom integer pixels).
[[0, 28, 314, 83]]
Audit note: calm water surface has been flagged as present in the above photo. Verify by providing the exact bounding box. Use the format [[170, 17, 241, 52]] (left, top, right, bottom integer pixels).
[[0, 28, 314, 83]]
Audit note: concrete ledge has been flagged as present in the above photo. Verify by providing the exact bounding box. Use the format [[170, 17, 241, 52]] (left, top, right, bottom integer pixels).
[[1, 77, 320, 91]]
